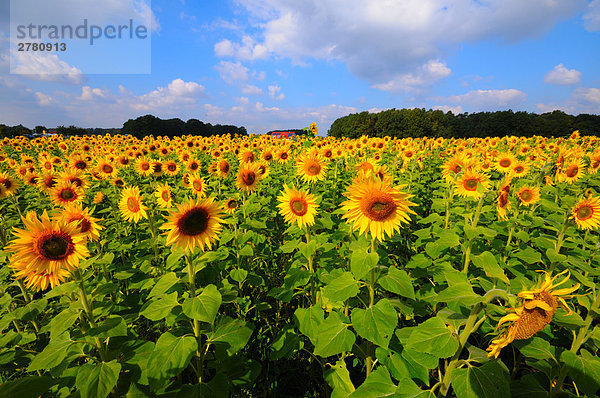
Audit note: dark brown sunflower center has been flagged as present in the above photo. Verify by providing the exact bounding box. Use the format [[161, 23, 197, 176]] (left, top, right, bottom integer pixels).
[[115, 180, 124, 187], [3, 179, 12, 189], [38, 233, 73, 260], [161, 191, 170, 201], [60, 189, 75, 200], [220, 163, 230, 173], [592, 161, 600, 169], [566, 166, 578, 178], [520, 190, 533, 201], [168, 164, 176, 171], [102, 165, 113, 173], [290, 198, 308, 216], [193, 181, 202, 191], [515, 166, 524, 173], [227, 199, 238, 209], [499, 159, 511, 168], [464, 178, 478, 191], [44, 176, 57, 188], [264, 154, 273, 161], [577, 205, 593, 220], [178, 207, 209, 236], [307, 162, 321, 176], [153, 163, 162, 173], [127, 197, 140, 212], [141, 163, 150, 170], [324, 150, 332, 158], [190, 163, 199, 171], [452, 165, 462, 174], [498, 193, 509, 208], [281, 153, 288, 159], [242, 171, 256, 186], [361, 194, 397, 221]]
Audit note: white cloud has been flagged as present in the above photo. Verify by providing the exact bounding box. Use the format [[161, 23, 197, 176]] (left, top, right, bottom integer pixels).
[[432, 105, 463, 114], [584, 0, 600, 31], [35, 92, 54, 106], [215, 60, 249, 84], [372, 60, 451, 93], [214, 36, 268, 60], [544, 64, 581, 85], [78, 86, 111, 101], [539, 87, 600, 114], [241, 84, 264, 96], [11, 52, 85, 84], [447, 89, 527, 108], [218, 0, 586, 92], [268, 84, 285, 100], [132, 79, 205, 111]]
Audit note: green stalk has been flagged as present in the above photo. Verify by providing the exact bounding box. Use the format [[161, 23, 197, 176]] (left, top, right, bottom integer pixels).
[[550, 292, 600, 396], [74, 270, 107, 362], [185, 254, 203, 383], [15, 280, 40, 333], [462, 193, 485, 273], [444, 185, 455, 229], [365, 239, 377, 377]]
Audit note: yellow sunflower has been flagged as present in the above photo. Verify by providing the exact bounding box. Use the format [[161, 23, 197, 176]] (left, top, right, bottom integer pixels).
[[59, 203, 103, 241], [224, 197, 239, 214], [517, 186, 540, 207], [297, 153, 327, 184], [236, 163, 261, 192], [455, 170, 490, 200], [119, 186, 148, 223], [341, 177, 416, 242], [217, 160, 231, 178], [276, 185, 318, 229], [571, 195, 600, 230], [155, 183, 174, 208], [0, 172, 20, 197], [557, 158, 585, 184], [188, 173, 206, 197], [487, 270, 579, 358], [50, 181, 84, 207], [495, 153, 517, 174], [161, 197, 224, 252], [6, 211, 89, 291], [135, 156, 153, 176]]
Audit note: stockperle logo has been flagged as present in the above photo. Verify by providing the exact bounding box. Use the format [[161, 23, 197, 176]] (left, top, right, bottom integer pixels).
[[10, 0, 153, 75]]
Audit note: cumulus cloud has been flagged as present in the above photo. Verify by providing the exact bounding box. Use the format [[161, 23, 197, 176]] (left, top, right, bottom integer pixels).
[[584, 0, 600, 31], [538, 87, 600, 114], [268, 84, 285, 100], [544, 64, 581, 85], [446, 89, 527, 108], [372, 60, 451, 93], [216, 0, 586, 92], [11, 52, 85, 84], [241, 84, 264, 96], [132, 79, 205, 111], [432, 105, 463, 114], [215, 60, 249, 84], [214, 36, 268, 60]]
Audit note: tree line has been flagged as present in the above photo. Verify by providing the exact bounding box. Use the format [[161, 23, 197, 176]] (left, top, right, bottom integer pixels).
[[328, 109, 600, 138], [121, 115, 247, 138], [0, 115, 248, 139]]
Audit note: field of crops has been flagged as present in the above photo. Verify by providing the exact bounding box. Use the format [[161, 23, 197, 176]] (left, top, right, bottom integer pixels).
[[0, 131, 599, 397]]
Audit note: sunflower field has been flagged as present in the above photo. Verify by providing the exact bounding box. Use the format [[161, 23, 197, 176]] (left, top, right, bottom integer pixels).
[[0, 131, 599, 397]]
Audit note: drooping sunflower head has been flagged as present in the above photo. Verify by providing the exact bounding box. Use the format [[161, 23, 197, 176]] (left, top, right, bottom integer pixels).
[[487, 270, 579, 358], [161, 197, 224, 253], [119, 186, 149, 223], [217, 160, 231, 178], [7, 211, 89, 291], [297, 153, 327, 184], [571, 195, 600, 230], [341, 177, 416, 242], [276, 184, 318, 229]]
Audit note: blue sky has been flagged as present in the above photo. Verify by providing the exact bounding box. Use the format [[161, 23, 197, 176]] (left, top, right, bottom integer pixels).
[[0, 0, 599, 134]]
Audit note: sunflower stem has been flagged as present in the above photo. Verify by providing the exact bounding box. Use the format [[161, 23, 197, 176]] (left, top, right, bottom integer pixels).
[[444, 185, 454, 229], [15, 279, 40, 333], [365, 239, 378, 378], [551, 291, 600, 396], [462, 194, 485, 274], [185, 253, 204, 383], [75, 270, 107, 362]]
